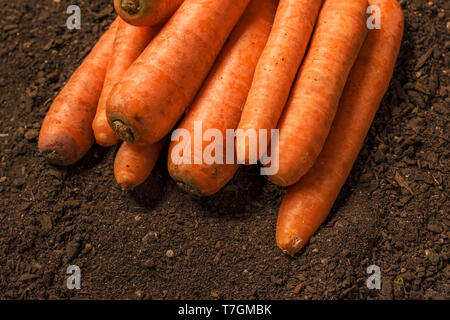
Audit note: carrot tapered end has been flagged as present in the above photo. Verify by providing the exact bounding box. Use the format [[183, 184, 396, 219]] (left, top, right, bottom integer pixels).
[[95, 132, 121, 148], [39, 132, 83, 166], [276, 229, 306, 256], [115, 172, 139, 191]]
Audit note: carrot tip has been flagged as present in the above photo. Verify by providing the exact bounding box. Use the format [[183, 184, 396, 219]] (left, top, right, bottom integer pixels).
[[276, 234, 305, 256], [115, 170, 140, 190], [39, 132, 82, 166], [117, 179, 136, 191], [111, 120, 135, 143], [120, 184, 135, 191], [95, 133, 120, 148]]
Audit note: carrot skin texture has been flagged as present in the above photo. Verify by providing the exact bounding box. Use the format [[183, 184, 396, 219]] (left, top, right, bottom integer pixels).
[[168, 0, 278, 196], [93, 19, 159, 147], [267, 0, 369, 186], [38, 18, 119, 166], [107, 0, 252, 146], [236, 0, 323, 164], [114, 0, 183, 26], [276, 0, 404, 255], [114, 140, 166, 190]]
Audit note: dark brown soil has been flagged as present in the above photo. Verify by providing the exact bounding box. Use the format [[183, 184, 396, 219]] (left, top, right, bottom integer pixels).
[[0, 0, 448, 300]]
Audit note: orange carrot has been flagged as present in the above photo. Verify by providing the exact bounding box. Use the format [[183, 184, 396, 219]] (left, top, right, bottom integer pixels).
[[114, 140, 166, 190], [38, 18, 119, 166], [267, 0, 369, 186], [236, 0, 322, 164], [114, 0, 183, 26], [168, 0, 277, 196], [276, 0, 404, 255], [106, 0, 251, 146], [93, 19, 159, 147]]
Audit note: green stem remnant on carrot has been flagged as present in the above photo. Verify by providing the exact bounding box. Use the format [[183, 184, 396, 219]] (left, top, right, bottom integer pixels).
[[107, 0, 251, 146], [168, 0, 278, 196], [236, 0, 322, 164], [276, 0, 404, 256], [38, 18, 119, 166], [93, 18, 159, 147], [267, 0, 369, 187], [114, 0, 184, 26]]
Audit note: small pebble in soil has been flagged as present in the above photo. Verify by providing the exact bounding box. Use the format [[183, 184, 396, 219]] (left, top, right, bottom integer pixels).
[[166, 250, 174, 258]]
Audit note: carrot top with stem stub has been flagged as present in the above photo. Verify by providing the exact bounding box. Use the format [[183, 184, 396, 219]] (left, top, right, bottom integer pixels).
[[114, 0, 184, 26], [120, 0, 142, 15]]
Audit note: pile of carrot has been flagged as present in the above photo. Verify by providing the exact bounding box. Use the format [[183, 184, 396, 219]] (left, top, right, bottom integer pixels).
[[38, 0, 404, 255]]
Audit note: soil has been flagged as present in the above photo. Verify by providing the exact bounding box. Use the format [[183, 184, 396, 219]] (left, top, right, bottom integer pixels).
[[0, 0, 448, 300]]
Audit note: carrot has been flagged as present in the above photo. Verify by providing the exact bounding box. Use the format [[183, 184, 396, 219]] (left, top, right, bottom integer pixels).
[[114, 140, 166, 190], [236, 0, 322, 164], [167, 0, 278, 196], [114, 0, 183, 26], [38, 18, 119, 166], [267, 0, 369, 186], [93, 19, 159, 147], [106, 0, 251, 146], [276, 0, 404, 255]]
